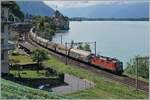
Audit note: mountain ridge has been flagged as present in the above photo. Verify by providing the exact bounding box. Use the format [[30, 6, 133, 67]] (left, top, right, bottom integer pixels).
[[16, 1, 55, 16], [59, 2, 149, 18]]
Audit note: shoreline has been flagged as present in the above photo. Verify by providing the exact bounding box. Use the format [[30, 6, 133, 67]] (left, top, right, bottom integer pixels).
[[69, 20, 149, 22]]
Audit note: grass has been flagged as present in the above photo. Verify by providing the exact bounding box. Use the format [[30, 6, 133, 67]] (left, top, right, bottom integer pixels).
[[1, 78, 65, 99], [1, 79, 64, 99], [123, 72, 149, 83], [10, 70, 57, 79], [44, 55, 149, 99], [9, 54, 34, 64]]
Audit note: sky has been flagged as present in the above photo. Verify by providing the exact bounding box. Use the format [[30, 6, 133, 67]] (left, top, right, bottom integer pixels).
[[43, 0, 149, 10]]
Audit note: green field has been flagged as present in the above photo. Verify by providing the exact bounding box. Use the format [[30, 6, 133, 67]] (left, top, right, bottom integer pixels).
[[1, 79, 65, 99], [44, 55, 148, 99], [9, 54, 34, 64]]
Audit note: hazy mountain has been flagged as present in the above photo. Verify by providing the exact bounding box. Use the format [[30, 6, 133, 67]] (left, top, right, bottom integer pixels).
[[59, 2, 149, 18], [16, 1, 55, 16]]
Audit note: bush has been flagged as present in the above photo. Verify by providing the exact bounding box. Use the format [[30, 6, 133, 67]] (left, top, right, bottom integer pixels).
[[58, 73, 64, 82], [11, 51, 20, 56], [125, 56, 149, 79]]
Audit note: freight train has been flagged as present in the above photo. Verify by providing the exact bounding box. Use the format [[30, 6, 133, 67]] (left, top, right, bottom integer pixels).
[[30, 28, 123, 75]]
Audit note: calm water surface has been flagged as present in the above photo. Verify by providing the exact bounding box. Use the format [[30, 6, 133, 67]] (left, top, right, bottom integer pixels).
[[52, 21, 149, 68]]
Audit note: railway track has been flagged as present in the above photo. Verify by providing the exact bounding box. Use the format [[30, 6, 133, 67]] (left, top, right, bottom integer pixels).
[[24, 32, 149, 93]]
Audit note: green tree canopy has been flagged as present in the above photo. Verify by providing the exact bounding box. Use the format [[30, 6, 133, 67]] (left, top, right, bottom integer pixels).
[[9, 1, 24, 21], [32, 49, 49, 62], [125, 56, 149, 79], [32, 16, 56, 40], [84, 43, 91, 52], [31, 49, 49, 72], [77, 43, 91, 52], [44, 28, 55, 40]]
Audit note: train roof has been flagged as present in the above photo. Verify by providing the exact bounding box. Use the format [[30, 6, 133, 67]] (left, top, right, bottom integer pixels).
[[70, 48, 91, 57], [91, 54, 119, 62], [37, 36, 49, 43], [48, 41, 57, 45]]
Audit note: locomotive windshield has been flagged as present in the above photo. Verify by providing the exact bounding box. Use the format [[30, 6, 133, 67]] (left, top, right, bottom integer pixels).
[[117, 61, 123, 73]]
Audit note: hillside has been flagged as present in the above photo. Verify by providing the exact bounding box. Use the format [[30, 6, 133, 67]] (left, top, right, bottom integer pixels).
[[59, 2, 149, 18], [45, 56, 148, 99], [16, 1, 55, 16], [1, 79, 65, 99]]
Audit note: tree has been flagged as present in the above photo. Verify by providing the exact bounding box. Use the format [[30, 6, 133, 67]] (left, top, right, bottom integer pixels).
[[84, 43, 91, 52], [77, 43, 84, 50], [125, 56, 149, 79], [77, 43, 91, 52], [39, 17, 45, 31], [44, 28, 55, 40], [31, 49, 49, 73], [32, 16, 56, 39], [9, 1, 24, 21]]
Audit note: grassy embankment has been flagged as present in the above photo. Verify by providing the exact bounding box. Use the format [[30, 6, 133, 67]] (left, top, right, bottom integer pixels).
[[44, 55, 148, 99], [1, 79, 65, 99], [8, 53, 148, 99], [123, 72, 149, 83], [2, 54, 63, 99]]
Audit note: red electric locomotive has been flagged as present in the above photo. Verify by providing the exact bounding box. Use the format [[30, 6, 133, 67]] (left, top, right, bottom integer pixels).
[[90, 54, 123, 74]]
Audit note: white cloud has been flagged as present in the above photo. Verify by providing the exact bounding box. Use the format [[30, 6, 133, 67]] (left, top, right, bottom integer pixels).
[[43, 0, 149, 10], [43, 1, 98, 9]]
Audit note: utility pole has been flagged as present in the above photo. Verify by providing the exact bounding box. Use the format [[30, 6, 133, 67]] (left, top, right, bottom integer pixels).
[[65, 42, 67, 65], [94, 42, 96, 55], [136, 57, 138, 90], [60, 35, 62, 45], [135, 56, 149, 90]]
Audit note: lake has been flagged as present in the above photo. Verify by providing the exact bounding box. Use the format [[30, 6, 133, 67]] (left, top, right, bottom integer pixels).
[[52, 21, 149, 68]]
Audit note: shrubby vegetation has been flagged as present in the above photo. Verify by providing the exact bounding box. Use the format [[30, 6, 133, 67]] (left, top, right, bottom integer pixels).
[[1, 79, 65, 99], [31, 49, 49, 72], [77, 43, 91, 52], [32, 16, 56, 41], [125, 56, 149, 79], [9, 1, 24, 21]]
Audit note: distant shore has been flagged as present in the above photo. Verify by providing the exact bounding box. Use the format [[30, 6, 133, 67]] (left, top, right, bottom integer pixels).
[[69, 17, 149, 21]]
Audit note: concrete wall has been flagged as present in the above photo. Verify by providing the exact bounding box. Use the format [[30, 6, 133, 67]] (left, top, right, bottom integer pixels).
[[1, 6, 10, 74], [1, 50, 9, 73]]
